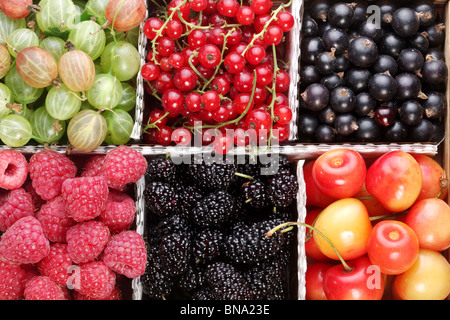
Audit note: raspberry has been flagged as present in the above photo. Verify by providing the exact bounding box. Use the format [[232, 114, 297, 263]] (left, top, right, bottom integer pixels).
[[37, 243, 73, 287], [0, 260, 27, 300], [35, 195, 76, 243], [0, 216, 50, 265], [24, 181, 45, 211], [29, 150, 77, 201], [103, 146, 147, 190], [66, 220, 110, 264], [102, 230, 147, 279], [98, 189, 136, 233], [80, 154, 106, 178], [73, 285, 122, 300], [61, 176, 109, 222], [75, 260, 116, 299], [0, 149, 28, 190], [23, 276, 67, 300], [0, 188, 35, 232]]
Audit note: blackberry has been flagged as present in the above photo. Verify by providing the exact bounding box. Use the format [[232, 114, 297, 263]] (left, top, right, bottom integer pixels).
[[147, 212, 191, 244], [266, 169, 298, 208], [177, 184, 204, 218], [258, 154, 291, 178], [244, 258, 285, 300], [223, 218, 291, 265], [240, 179, 268, 209], [204, 262, 254, 300], [146, 155, 177, 183], [159, 232, 191, 276], [187, 159, 237, 191], [191, 191, 236, 228], [192, 287, 215, 300], [178, 265, 205, 294], [193, 228, 223, 264], [144, 181, 178, 216], [141, 246, 173, 299]]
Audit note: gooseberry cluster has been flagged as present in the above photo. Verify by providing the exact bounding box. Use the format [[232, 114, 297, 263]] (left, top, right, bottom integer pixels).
[[141, 0, 295, 154]]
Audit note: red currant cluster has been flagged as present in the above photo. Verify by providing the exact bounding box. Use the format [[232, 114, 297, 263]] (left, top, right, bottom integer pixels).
[[141, 0, 294, 154]]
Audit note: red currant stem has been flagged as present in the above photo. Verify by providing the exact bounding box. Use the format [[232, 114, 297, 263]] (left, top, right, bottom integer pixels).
[[266, 221, 352, 272], [241, 0, 293, 56], [177, 10, 213, 36], [144, 80, 162, 101], [143, 110, 171, 133], [201, 28, 236, 91], [187, 50, 208, 84], [150, 0, 189, 64]]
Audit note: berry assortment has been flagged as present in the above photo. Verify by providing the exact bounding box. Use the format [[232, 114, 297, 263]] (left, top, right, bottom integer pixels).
[[298, 0, 447, 143], [142, 0, 295, 153], [0, 0, 146, 150], [141, 154, 298, 300], [0, 146, 148, 300]]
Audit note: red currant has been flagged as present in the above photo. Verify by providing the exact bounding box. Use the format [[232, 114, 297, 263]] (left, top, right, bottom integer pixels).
[[275, 69, 290, 93], [153, 71, 174, 93], [272, 123, 290, 142], [201, 91, 221, 111], [198, 108, 214, 124], [198, 44, 221, 68], [254, 14, 271, 33], [245, 109, 272, 131], [161, 88, 185, 115], [274, 105, 293, 125], [189, 0, 208, 12], [233, 70, 255, 93], [159, 57, 173, 72], [212, 104, 230, 122], [250, 0, 273, 15], [141, 62, 160, 81], [173, 66, 198, 92], [232, 93, 254, 114], [264, 25, 283, 45], [168, 52, 185, 69], [216, 0, 240, 18], [181, 46, 200, 66], [172, 127, 192, 146], [254, 64, 273, 86], [143, 17, 165, 40], [253, 86, 269, 104], [168, 0, 191, 21], [275, 10, 295, 32], [185, 92, 203, 112], [245, 45, 266, 65], [211, 75, 231, 95], [148, 109, 168, 129], [224, 52, 246, 74], [213, 133, 233, 154], [226, 28, 242, 45], [236, 6, 255, 25], [209, 27, 226, 46], [165, 20, 184, 39], [156, 125, 174, 146], [188, 29, 207, 48], [204, 0, 218, 14], [233, 127, 254, 146], [157, 37, 176, 57]]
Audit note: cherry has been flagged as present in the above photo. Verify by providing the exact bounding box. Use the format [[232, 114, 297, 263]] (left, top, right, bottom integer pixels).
[[236, 6, 255, 25], [216, 0, 240, 18], [173, 66, 198, 92], [141, 62, 160, 81], [198, 43, 221, 68]]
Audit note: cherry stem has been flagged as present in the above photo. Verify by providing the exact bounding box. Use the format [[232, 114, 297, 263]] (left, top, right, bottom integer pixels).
[[266, 221, 352, 272]]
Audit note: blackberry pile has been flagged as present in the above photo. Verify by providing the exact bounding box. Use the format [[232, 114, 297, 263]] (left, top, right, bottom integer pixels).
[[141, 154, 298, 300], [298, 0, 447, 143]]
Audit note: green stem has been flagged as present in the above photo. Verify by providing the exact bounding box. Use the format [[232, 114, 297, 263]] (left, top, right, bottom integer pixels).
[[234, 172, 254, 180], [143, 110, 170, 133], [266, 221, 352, 272]]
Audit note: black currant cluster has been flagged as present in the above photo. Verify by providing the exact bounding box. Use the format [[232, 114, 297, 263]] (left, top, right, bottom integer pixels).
[[298, 0, 447, 143], [140, 154, 298, 300]]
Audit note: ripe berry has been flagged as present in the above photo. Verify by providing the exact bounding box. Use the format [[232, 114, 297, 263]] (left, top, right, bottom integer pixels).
[[185, 92, 203, 112], [162, 88, 185, 114], [165, 19, 184, 39], [245, 45, 266, 65], [233, 70, 255, 93], [189, 0, 208, 12], [198, 43, 221, 68], [168, 52, 185, 69], [224, 52, 246, 74], [202, 90, 221, 111], [188, 29, 207, 48], [141, 62, 160, 81], [173, 66, 198, 92], [157, 37, 176, 57], [251, 0, 273, 15], [264, 25, 283, 45], [172, 127, 192, 146], [143, 17, 165, 40], [0, 188, 35, 232], [236, 6, 255, 25], [276, 10, 295, 32], [213, 133, 234, 154], [274, 105, 293, 125], [216, 0, 240, 17]]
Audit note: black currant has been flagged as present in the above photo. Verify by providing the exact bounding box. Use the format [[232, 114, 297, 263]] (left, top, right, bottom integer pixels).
[[300, 65, 321, 86], [423, 23, 446, 47], [379, 32, 406, 58], [302, 17, 319, 37], [368, 72, 397, 102], [314, 124, 336, 143], [310, 0, 331, 22], [354, 117, 381, 142], [330, 86, 355, 113], [391, 7, 421, 38], [320, 72, 345, 91], [412, 1, 437, 27], [301, 83, 330, 111], [421, 55, 448, 85], [327, 2, 355, 29], [344, 68, 371, 94], [335, 54, 349, 72], [315, 49, 337, 75], [410, 119, 435, 142], [348, 36, 378, 68], [350, 1, 369, 28], [358, 20, 382, 42], [319, 106, 336, 125], [334, 113, 358, 136], [395, 73, 426, 101], [422, 91, 447, 120], [398, 100, 424, 126], [397, 48, 424, 74], [374, 0, 398, 26], [321, 28, 349, 55], [354, 92, 376, 116], [383, 120, 408, 142], [371, 54, 398, 77], [408, 33, 430, 54], [301, 36, 324, 64], [298, 112, 320, 136]]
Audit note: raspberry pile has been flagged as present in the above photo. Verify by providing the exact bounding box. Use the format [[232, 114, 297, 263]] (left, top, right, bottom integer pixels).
[[141, 153, 298, 300], [0, 146, 147, 300], [142, 0, 295, 154]]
